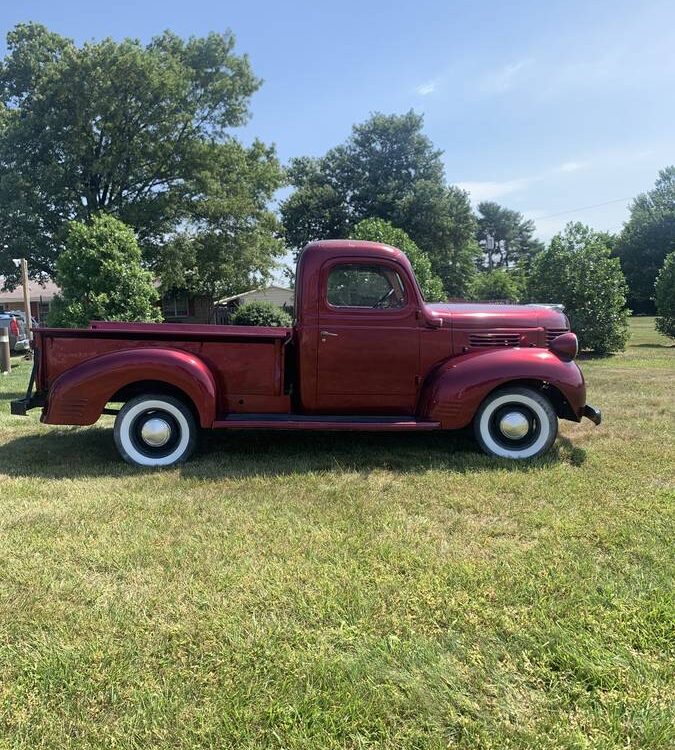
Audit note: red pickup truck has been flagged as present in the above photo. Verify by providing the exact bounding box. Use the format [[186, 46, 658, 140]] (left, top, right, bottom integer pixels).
[[11, 240, 600, 467]]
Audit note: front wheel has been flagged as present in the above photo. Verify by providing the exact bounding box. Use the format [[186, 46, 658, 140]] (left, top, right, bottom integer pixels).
[[474, 386, 558, 460], [114, 394, 197, 467]]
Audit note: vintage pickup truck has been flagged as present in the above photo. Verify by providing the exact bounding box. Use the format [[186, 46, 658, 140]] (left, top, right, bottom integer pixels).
[[11, 240, 601, 466]]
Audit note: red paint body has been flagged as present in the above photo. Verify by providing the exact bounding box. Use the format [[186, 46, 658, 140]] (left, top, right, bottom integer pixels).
[[29, 240, 591, 431]]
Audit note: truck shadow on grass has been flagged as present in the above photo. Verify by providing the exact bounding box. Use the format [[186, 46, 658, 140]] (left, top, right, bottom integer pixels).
[[0, 425, 586, 480]]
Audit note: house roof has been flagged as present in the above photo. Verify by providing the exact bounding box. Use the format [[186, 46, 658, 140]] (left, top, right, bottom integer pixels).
[[0, 277, 60, 304], [216, 285, 293, 305]]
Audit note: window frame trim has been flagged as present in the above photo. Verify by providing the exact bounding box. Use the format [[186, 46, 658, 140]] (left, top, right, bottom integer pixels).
[[322, 259, 413, 314]]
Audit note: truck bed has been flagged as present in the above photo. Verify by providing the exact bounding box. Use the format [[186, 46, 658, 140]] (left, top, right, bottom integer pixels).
[[33, 322, 293, 419]]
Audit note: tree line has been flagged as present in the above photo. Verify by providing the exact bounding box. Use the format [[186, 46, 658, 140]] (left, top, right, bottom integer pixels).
[[0, 23, 673, 351]]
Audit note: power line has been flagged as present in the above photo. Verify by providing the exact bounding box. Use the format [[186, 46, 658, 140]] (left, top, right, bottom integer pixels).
[[535, 196, 633, 221]]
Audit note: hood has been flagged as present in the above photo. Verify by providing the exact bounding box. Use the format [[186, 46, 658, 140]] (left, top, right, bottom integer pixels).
[[425, 303, 569, 331]]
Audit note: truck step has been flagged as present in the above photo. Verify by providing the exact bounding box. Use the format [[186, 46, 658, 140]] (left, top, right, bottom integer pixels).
[[212, 414, 441, 431]]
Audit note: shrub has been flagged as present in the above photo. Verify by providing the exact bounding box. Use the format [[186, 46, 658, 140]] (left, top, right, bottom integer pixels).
[[654, 251, 675, 340], [47, 214, 161, 328], [469, 270, 521, 302], [527, 222, 630, 354], [231, 300, 292, 327], [351, 218, 446, 302]]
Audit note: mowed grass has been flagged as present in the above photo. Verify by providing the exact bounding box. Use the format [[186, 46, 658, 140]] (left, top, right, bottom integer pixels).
[[0, 319, 673, 749]]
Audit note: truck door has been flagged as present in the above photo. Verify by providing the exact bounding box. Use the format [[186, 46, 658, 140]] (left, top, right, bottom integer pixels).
[[315, 259, 420, 414]]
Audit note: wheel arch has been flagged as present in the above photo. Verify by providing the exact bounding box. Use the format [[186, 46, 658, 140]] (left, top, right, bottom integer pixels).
[[417, 348, 586, 428], [43, 348, 217, 427]]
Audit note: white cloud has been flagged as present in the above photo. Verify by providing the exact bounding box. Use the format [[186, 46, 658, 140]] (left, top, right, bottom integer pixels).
[[480, 59, 532, 94], [555, 161, 590, 173], [415, 79, 438, 96], [456, 177, 534, 203]]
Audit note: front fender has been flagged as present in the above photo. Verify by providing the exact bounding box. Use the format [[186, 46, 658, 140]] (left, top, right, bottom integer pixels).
[[417, 348, 586, 428], [43, 348, 217, 427]]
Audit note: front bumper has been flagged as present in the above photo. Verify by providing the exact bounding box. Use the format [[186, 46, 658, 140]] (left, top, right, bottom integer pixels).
[[583, 404, 602, 425]]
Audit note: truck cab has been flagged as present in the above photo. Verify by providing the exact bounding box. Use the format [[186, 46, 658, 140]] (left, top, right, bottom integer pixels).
[[11, 239, 601, 467]]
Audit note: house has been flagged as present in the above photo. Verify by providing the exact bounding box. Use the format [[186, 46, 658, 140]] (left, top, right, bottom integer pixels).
[[159, 290, 216, 324], [0, 278, 60, 322], [213, 285, 294, 324], [160, 287, 294, 325]]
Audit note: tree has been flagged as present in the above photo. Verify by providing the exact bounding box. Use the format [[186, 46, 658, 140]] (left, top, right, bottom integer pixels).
[[157, 140, 284, 321], [280, 111, 479, 297], [654, 252, 675, 340], [615, 166, 675, 313], [475, 201, 543, 270], [47, 215, 161, 327], [0, 22, 283, 288], [469, 270, 521, 302], [527, 223, 629, 354], [351, 218, 445, 301], [231, 300, 292, 327]]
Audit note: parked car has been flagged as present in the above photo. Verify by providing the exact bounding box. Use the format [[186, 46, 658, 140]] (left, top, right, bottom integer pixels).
[[0, 312, 29, 353], [11, 239, 601, 467], [5, 309, 40, 330]]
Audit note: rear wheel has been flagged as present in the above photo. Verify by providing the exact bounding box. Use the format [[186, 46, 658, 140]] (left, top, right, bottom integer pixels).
[[474, 386, 557, 460], [114, 394, 197, 467]]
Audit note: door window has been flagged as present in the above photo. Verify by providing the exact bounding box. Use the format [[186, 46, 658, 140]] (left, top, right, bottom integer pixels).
[[327, 264, 407, 309]]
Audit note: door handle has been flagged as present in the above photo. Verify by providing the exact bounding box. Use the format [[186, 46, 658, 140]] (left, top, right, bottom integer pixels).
[[320, 330, 338, 337]]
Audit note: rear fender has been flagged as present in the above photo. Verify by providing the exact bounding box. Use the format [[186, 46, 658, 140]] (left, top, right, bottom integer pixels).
[[43, 348, 217, 427], [417, 348, 586, 428]]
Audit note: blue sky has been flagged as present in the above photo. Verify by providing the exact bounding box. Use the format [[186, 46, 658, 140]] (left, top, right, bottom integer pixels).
[[1, 0, 674, 242]]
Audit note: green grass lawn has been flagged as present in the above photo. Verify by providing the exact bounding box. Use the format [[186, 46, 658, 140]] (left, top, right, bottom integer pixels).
[[0, 319, 673, 749]]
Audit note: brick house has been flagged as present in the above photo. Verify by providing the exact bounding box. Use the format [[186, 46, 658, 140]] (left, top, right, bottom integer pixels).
[[0, 278, 60, 322]]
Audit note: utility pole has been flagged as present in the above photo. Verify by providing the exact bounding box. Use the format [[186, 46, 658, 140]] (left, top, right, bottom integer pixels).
[[486, 234, 495, 271], [12, 257, 33, 358], [20, 259, 32, 344]]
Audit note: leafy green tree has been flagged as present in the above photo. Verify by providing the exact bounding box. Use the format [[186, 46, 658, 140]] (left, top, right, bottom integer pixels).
[[47, 215, 161, 327], [654, 251, 675, 340], [157, 140, 284, 321], [528, 223, 629, 353], [0, 22, 283, 289], [475, 201, 543, 270], [469, 270, 521, 302], [281, 111, 479, 297], [615, 166, 675, 313], [231, 300, 292, 327], [351, 218, 445, 301]]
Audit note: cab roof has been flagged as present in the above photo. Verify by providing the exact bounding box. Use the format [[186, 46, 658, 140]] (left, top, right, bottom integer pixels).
[[302, 239, 409, 264]]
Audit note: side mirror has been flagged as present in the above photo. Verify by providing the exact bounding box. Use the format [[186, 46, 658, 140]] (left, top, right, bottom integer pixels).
[[426, 316, 443, 329]]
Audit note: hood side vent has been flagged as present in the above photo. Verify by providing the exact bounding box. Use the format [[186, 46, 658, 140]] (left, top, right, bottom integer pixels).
[[469, 333, 521, 348]]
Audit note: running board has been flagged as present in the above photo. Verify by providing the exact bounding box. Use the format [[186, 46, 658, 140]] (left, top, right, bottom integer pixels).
[[212, 414, 441, 431]]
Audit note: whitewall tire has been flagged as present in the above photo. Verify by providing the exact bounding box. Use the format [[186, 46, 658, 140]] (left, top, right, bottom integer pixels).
[[474, 387, 557, 460], [114, 394, 197, 467]]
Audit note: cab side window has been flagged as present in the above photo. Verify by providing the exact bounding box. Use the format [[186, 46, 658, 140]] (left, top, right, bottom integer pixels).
[[327, 264, 407, 309]]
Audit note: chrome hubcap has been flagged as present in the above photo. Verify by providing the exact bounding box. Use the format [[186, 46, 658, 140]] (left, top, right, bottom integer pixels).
[[140, 417, 172, 447], [498, 411, 530, 440]]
